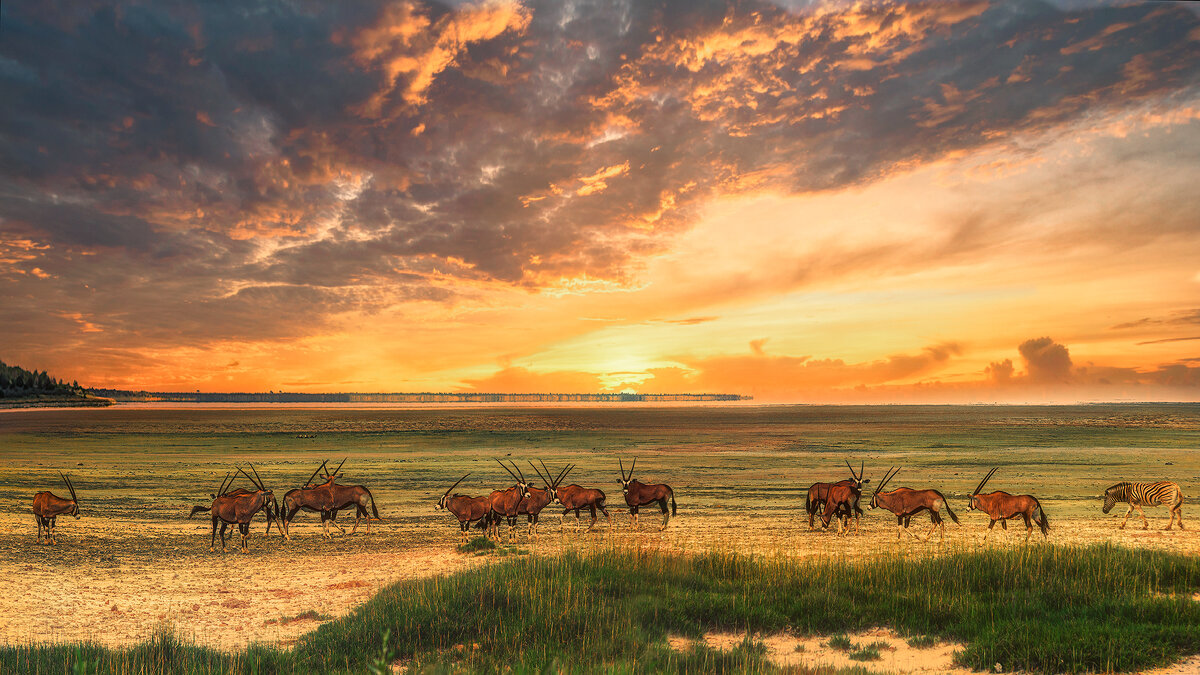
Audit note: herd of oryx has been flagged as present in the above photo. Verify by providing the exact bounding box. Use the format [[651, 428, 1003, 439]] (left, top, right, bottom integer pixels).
[[30, 456, 1185, 551]]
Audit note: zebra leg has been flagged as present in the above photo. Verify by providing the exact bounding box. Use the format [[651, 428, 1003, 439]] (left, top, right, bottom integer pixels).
[[1136, 504, 1149, 530], [1119, 504, 1133, 530]]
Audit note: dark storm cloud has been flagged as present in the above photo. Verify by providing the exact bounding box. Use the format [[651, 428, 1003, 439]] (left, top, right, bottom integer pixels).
[[1, 0, 1197, 349]]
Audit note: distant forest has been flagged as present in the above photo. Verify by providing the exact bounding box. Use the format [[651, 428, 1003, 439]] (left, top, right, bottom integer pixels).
[[89, 390, 750, 403], [0, 360, 84, 398]]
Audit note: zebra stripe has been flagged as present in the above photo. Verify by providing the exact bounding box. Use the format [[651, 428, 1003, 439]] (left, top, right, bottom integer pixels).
[[1104, 481, 1183, 509]]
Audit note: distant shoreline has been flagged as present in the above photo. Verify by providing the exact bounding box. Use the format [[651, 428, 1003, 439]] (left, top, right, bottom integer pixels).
[[86, 390, 751, 404], [0, 393, 115, 409]]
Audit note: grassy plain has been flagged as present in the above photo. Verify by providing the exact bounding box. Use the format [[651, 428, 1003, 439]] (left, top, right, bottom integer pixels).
[[0, 403, 1198, 672]]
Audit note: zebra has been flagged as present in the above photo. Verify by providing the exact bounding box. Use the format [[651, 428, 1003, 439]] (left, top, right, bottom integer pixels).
[[1102, 482, 1185, 531]]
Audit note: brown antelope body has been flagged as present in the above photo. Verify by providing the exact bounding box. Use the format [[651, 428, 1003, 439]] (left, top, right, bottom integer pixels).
[[189, 466, 277, 553], [32, 472, 79, 545], [545, 462, 610, 531], [819, 482, 860, 535], [805, 461, 869, 529], [618, 459, 676, 530], [435, 473, 493, 541], [868, 467, 959, 540], [514, 462, 572, 536], [966, 468, 1049, 542], [189, 471, 279, 536], [486, 459, 530, 540], [281, 461, 344, 539]]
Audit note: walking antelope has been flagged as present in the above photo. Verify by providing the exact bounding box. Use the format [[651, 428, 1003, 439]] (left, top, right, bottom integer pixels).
[[486, 460, 530, 540], [966, 468, 1049, 542], [191, 469, 280, 535], [189, 465, 278, 553], [281, 460, 346, 539], [309, 458, 381, 535], [618, 458, 676, 530], [435, 473, 492, 541], [543, 461, 611, 531], [32, 472, 80, 545], [805, 461, 869, 529], [867, 467, 959, 540], [1102, 481, 1185, 530]]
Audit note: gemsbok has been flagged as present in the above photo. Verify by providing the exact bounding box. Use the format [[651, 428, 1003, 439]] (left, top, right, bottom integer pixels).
[[1102, 481, 1185, 530], [281, 460, 345, 539], [515, 461, 569, 537], [189, 465, 277, 553], [33, 472, 80, 545], [311, 458, 381, 535], [544, 462, 611, 531], [819, 482, 861, 535], [486, 459, 530, 540], [966, 468, 1049, 542], [805, 461, 869, 529], [618, 458, 676, 530], [867, 466, 959, 540], [435, 473, 493, 541]]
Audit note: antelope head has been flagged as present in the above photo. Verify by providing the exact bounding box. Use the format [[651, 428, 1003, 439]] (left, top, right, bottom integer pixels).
[[846, 460, 870, 491], [534, 461, 572, 505], [868, 466, 899, 510], [496, 459, 529, 498], [302, 461, 330, 489], [618, 458, 636, 494], [967, 467, 997, 511], [324, 457, 347, 485], [436, 473, 470, 511], [238, 464, 277, 515], [59, 472, 80, 518]]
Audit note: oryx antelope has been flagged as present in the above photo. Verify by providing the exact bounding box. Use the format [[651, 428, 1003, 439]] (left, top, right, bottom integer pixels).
[[435, 473, 493, 541], [819, 482, 861, 535], [544, 462, 610, 531], [618, 458, 676, 530], [307, 458, 381, 535], [867, 467, 959, 540], [33, 472, 80, 545], [190, 470, 280, 536], [486, 459, 530, 540], [1102, 481, 1185, 531], [515, 461, 570, 536], [966, 468, 1049, 542], [189, 465, 278, 553], [281, 460, 346, 539], [805, 461, 869, 529]]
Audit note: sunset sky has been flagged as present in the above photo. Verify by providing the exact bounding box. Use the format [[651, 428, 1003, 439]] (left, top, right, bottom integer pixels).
[[2, 0, 1199, 402]]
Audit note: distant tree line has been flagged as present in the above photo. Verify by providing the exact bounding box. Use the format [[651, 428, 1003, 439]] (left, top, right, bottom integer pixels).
[[0, 360, 84, 398], [89, 390, 750, 403]]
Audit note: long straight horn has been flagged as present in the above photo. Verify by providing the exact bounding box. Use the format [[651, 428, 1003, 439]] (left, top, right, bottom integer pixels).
[[511, 460, 526, 485], [540, 460, 559, 487], [250, 464, 267, 491], [875, 466, 899, 494], [619, 458, 626, 481], [60, 472, 77, 503], [218, 471, 233, 496], [496, 458, 520, 483], [629, 458, 636, 478], [329, 457, 347, 479], [557, 464, 575, 489], [845, 460, 858, 481], [443, 473, 470, 498], [304, 462, 327, 488], [237, 466, 262, 491], [529, 461, 550, 487], [860, 461, 865, 483], [973, 467, 997, 496]]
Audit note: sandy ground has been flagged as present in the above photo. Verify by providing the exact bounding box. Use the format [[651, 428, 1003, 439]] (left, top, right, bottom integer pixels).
[[1, 507, 1197, 656]]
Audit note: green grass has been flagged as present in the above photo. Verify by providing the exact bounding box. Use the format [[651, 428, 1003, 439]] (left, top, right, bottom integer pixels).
[[906, 634, 939, 648], [455, 536, 496, 553], [3, 543, 1200, 674]]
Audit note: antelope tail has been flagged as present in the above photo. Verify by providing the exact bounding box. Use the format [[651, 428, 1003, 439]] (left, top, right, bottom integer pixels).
[[364, 486, 381, 520], [1034, 502, 1050, 535], [188, 505, 210, 519], [670, 489, 677, 516], [938, 491, 960, 524], [805, 491, 815, 516]]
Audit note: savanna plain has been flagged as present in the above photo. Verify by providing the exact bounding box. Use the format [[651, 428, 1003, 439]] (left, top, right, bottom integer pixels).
[[1, 404, 1198, 674]]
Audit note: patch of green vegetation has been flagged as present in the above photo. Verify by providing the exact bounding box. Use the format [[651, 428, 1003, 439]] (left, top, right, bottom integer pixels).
[[826, 634, 853, 651], [265, 609, 331, 627], [3, 544, 1199, 674], [906, 634, 939, 648], [847, 642, 889, 662], [455, 536, 495, 553]]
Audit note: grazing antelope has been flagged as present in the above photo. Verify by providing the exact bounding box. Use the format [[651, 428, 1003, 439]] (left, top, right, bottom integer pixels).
[[435, 473, 493, 541], [281, 460, 346, 539], [618, 458, 676, 530], [819, 482, 861, 535], [867, 467, 959, 540], [966, 468, 1049, 542], [32, 472, 80, 545], [544, 462, 611, 531], [486, 459, 530, 540], [189, 465, 277, 553], [805, 461, 869, 529], [1102, 481, 1185, 530], [190, 471, 280, 535]]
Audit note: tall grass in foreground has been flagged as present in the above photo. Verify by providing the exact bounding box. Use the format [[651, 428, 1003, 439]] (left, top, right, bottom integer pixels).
[[4, 544, 1199, 674]]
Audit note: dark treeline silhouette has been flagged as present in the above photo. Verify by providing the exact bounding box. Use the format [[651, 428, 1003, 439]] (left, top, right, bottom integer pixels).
[[89, 390, 750, 403], [0, 360, 85, 398]]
